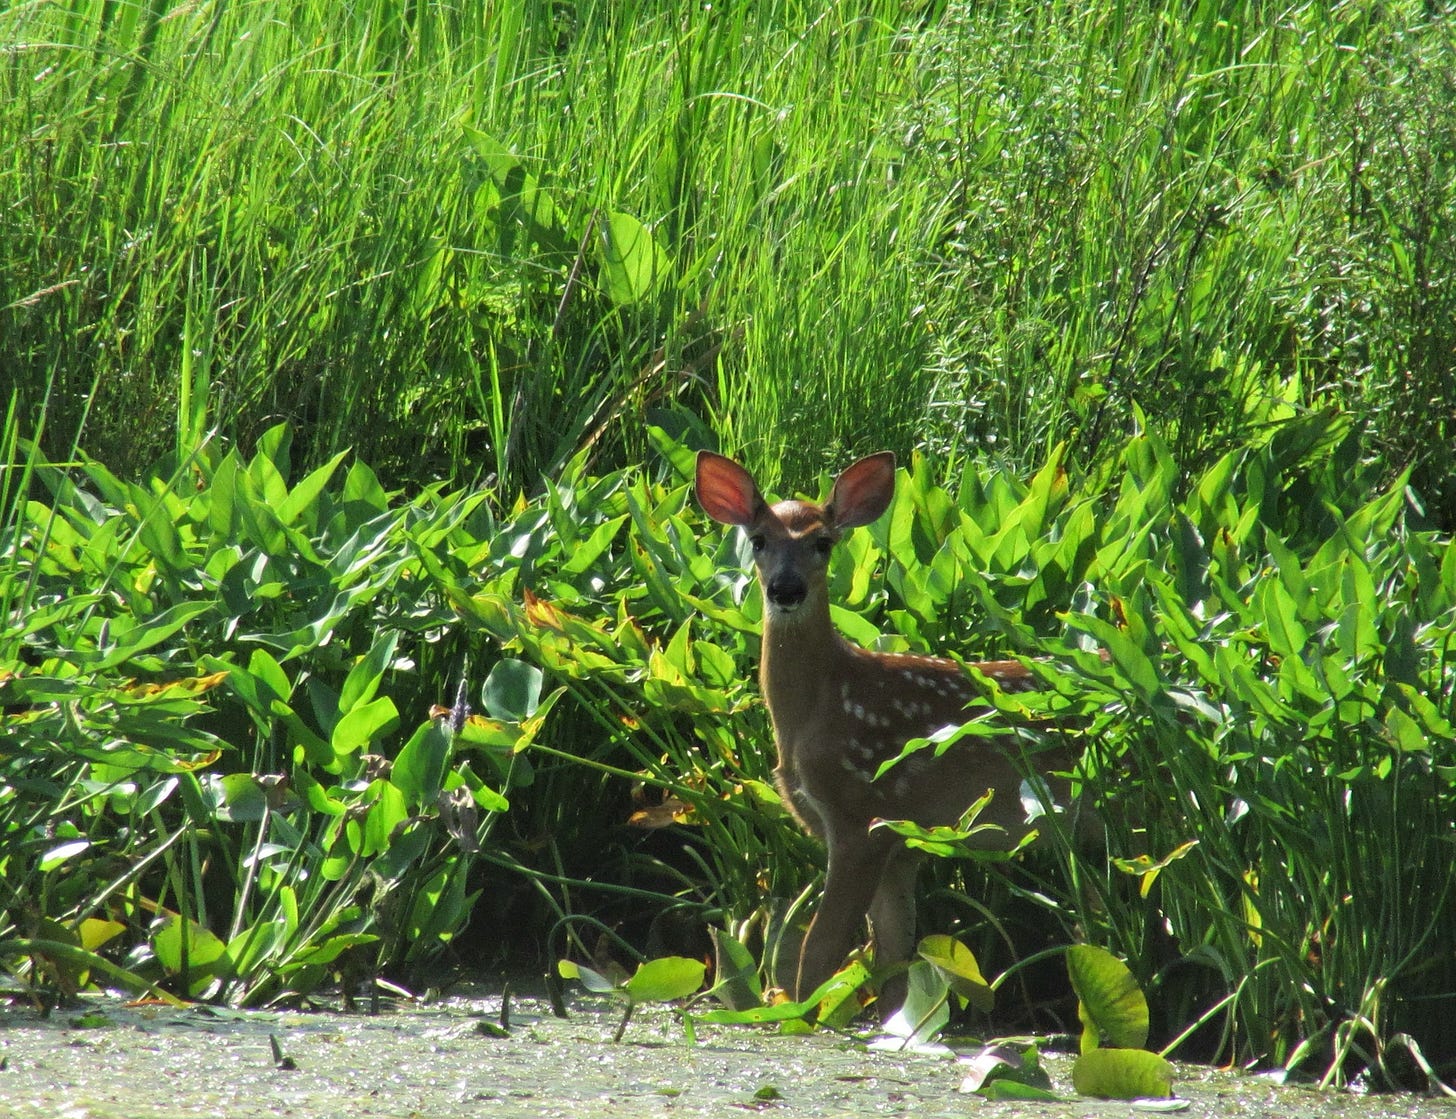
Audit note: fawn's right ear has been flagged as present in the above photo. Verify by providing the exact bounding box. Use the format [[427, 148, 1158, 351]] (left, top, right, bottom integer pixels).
[[696, 451, 765, 527], [825, 451, 896, 529]]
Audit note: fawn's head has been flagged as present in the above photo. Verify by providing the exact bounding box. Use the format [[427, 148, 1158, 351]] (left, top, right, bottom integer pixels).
[[696, 451, 896, 620]]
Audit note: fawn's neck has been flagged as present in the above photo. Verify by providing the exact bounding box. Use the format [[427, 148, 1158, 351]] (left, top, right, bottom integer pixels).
[[758, 599, 852, 740]]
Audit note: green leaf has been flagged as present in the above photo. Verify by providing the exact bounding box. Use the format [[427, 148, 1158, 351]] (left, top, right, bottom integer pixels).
[[558, 959, 625, 994], [975, 1079, 1065, 1102], [483, 659, 543, 721], [339, 632, 399, 716], [1071, 1047, 1175, 1099], [917, 934, 993, 1012], [1383, 705, 1428, 753], [276, 933, 380, 973], [277, 449, 351, 528], [1257, 578, 1309, 658], [39, 839, 92, 872], [342, 459, 389, 513], [152, 914, 229, 995], [560, 513, 630, 575], [331, 696, 401, 757], [599, 210, 666, 305], [93, 602, 214, 671], [361, 781, 409, 857], [391, 721, 452, 808], [809, 958, 872, 1029], [878, 960, 951, 1052], [1067, 944, 1148, 1052], [957, 1042, 1056, 1097], [624, 956, 706, 1003], [709, 928, 763, 1011], [209, 773, 269, 823]]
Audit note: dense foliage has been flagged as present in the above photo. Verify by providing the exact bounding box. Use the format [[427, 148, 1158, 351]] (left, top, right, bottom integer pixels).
[[4, 417, 1454, 1084]]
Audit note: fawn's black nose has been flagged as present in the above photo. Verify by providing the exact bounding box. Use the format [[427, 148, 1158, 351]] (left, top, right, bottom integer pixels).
[[766, 573, 807, 610]]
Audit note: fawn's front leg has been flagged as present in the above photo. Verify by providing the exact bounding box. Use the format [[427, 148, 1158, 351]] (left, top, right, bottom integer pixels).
[[794, 830, 899, 1003], [867, 846, 922, 1011]]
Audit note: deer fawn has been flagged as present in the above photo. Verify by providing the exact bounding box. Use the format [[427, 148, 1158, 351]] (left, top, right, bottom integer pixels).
[[696, 449, 1076, 1009]]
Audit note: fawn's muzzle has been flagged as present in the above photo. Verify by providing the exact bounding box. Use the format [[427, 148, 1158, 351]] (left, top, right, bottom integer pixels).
[[766, 573, 807, 611]]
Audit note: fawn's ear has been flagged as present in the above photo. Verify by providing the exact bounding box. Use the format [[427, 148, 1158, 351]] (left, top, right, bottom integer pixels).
[[825, 452, 896, 529], [697, 451, 766, 527]]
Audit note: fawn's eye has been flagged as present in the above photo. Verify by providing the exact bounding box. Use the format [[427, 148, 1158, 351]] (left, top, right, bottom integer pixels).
[[814, 536, 835, 557], [749, 534, 766, 553]]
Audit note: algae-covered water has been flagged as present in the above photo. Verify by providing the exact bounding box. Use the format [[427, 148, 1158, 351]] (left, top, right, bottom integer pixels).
[[2, 985, 1452, 1119]]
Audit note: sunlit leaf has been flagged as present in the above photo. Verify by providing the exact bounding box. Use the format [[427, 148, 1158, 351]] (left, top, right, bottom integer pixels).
[[558, 959, 625, 994], [391, 721, 452, 809], [956, 1042, 1055, 1095], [917, 935, 993, 1012], [152, 914, 228, 995], [1067, 944, 1148, 1053], [624, 956, 707, 1003], [483, 659, 544, 721], [1072, 1047, 1175, 1099], [708, 928, 762, 1011], [39, 839, 92, 872], [78, 918, 126, 953]]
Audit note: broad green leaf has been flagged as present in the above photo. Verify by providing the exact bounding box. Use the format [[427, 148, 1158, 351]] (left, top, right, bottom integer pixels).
[[39, 839, 91, 872], [917, 934, 993, 1012], [224, 917, 286, 978], [152, 914, 229, 995], [463, 125, 567, 249], [391, 720, 452, 808], [277, 449, 351, 528], [974, 1079, 1064, 1102], [331, 696, 401, 757], [1067, 944, 1148, 1052], [1256, 578, 1308, 658], [624, 956, 707, 1003], [339, 631, 399, 715], [558, 959, 625, 994], [93, 602, 214, 671], [693, 1001, 815, 1025], [878, 960, 951, 1052], [206, 451, 241, 536], [1384, 705, 1428, 753], [957, 1042, 1056, 1096], [811, 959, 873, 1029], [243, 649, 292, 709], [371, 821, 430, 881], [1394, 684, 1456, 740], [361, 781, 409, 858], [342, 459, 389, 513], [293, 767, 346, 816], [599, 210, 667, 305], [709, 928, 763, 1011], [209, 773, 269, 822], [1071, 1047, 1175, 1099], [560, 513, 629, 575], [79, 918, 126, 953], [483, 659, 543, 721], [276, 933, 379, 972]]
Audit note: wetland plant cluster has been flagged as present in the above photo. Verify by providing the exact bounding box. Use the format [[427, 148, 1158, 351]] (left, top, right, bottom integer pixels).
[[3, 417, 1454, 1089]]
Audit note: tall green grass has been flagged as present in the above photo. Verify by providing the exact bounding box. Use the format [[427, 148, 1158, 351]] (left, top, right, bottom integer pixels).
[[4, 1, 1453, 516]]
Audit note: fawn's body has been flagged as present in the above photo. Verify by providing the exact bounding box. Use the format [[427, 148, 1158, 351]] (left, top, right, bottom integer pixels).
[[697, 450, 1075, 1007]]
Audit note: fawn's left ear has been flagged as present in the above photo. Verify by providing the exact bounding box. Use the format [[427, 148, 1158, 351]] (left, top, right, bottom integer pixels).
[[825, 452, 896, 529], [697, 451, 767, 527]]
